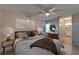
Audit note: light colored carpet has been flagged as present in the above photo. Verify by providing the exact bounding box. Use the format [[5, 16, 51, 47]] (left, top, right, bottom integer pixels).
[[0, 46, 14, 55], [61, 43, 79, 55], [0, 43, 79, 55]]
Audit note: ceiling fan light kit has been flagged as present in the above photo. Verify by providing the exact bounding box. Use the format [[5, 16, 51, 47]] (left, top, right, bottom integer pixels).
[[39, 8, 57, 17], [45, 13, 50, 16]]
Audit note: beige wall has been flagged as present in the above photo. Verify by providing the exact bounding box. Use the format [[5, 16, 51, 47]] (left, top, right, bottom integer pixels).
[[35, 19, 44, 29], [0, 11, 1, 40], [1, 10, 17, 40], [30, 16, 45, 29], [0, 10, 44, 40], [0, 10, 32, 40]]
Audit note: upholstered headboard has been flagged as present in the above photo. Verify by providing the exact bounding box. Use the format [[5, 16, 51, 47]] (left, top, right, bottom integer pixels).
[[15, 30, 38, 39]]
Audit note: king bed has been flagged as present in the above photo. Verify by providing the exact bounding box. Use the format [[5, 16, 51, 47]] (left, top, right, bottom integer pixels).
[[14, 30, 62, 55]]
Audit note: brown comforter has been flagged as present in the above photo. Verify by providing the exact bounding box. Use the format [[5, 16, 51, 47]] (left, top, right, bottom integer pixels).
[[30, 38, 58, 55]]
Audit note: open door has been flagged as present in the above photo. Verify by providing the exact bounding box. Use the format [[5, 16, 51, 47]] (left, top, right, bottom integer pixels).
[[59, 16, 72, 44]]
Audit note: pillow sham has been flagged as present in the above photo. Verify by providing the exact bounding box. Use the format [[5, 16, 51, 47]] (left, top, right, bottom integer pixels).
[[26, 31, 32, 36], [26, 31, 36, 37]]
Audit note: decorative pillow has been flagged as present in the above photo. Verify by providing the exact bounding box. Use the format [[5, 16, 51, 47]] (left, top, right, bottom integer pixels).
[[31, 31, 37, 36], [26, 31, 35, 37], [22, 32, 29, 39], [30, 31, 33, 36], [34, 31, 37, 35], [17, 32, 24, 38], [26, 31, 32, 36]]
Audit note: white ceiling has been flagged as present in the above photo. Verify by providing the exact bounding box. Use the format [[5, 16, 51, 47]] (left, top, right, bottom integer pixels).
[[0, 4, 79, 20]]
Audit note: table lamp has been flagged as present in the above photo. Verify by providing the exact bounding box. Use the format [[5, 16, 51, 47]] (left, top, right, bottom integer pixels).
[[2, 27, 14, 41]]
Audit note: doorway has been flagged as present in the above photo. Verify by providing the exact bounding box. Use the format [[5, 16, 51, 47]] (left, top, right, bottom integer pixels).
[[59, 16, 72, 44]]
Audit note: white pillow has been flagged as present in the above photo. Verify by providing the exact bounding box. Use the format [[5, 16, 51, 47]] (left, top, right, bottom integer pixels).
[[52, 39, 62, 52]]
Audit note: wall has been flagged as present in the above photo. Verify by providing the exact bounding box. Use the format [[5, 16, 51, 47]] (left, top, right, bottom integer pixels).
[[0, 11, 1, 40], [0, 10, 60, 40], [31, 16, 45, 30], [0, 10, 37, 40], [72, 14, 79, 46], [35, 19, 45, 30], [45, 17, 59, 34]]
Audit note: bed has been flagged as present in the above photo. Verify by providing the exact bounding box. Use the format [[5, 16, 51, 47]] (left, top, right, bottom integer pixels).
[[14, 30, 62, 55]]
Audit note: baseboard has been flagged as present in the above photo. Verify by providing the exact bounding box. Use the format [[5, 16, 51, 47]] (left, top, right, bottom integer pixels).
[[73, 42, 79, 47]]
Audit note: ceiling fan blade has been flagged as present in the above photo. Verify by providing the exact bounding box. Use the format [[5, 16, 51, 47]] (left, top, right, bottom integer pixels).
[[50, 12, 56, 16], [51, 9, 71, 12], [39, 10, 46, 13], [29, 12, 45, 17], [45, 4, 55, 11], [49, 8, 56, 12]]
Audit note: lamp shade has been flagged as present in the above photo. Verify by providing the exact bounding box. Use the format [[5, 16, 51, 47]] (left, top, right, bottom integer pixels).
[[37, 28, 43, 34], [2, 27, 14, 36], [37, 28, 43, 32]]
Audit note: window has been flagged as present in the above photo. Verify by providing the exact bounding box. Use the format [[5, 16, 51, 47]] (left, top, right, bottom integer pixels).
[[45, 23, 51, 32]]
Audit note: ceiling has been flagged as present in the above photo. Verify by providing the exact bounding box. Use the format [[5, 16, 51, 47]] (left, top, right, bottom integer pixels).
[[0, 4, 79, 20]]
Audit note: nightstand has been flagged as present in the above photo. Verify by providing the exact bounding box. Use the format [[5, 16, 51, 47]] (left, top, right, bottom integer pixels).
[[2, 40, 14, 55]]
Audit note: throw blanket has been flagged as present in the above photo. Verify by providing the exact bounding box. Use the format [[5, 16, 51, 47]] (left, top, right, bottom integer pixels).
[[30, 38, 58, 55]]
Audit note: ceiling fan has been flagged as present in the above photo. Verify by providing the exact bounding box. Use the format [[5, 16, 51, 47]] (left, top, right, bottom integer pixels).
[[30, 5, 68, 17], [38, 8, 56, 16], [29, 5, 58, 17]]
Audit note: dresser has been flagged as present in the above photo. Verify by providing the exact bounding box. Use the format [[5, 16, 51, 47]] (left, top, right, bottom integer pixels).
[[47, 33, 59, 39]]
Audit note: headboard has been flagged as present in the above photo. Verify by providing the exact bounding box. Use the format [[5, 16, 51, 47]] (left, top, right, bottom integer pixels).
[[15, 30, 38, 39]]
